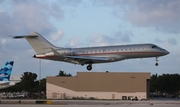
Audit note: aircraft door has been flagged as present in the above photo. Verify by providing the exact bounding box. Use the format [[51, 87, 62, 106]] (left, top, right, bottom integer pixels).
[[70, 48, 73, 56], [103, 49, 106, 55]]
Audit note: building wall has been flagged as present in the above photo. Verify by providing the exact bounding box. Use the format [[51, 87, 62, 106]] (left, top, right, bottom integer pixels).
[[77, 72, 149, 92], [47, 76, 77, 91], [47, 83, 147, 99], [46, 72, 150, 100]]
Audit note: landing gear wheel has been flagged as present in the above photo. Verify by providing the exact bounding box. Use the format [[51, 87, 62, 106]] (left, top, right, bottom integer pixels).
[[155, 57, 159, 66], [87, 65, 92, 71], [155, 63, 159, 66]]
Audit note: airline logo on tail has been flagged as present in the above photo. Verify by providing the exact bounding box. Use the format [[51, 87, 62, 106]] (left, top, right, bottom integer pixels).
[[0, 61, 14, 81]]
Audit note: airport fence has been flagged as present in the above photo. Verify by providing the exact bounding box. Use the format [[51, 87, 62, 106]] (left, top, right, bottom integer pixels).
[[0, 91, 46, 99]]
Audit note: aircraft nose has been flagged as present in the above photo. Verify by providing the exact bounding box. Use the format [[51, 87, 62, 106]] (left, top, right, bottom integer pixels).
[[164, 50, 170, 55]]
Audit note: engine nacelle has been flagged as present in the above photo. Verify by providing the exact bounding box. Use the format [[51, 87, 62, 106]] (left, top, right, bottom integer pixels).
[[33, 48, 72, 58], [56, 48, 72, 56]]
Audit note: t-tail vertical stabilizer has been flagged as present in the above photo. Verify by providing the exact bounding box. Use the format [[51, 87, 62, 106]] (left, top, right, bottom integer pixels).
[[0, 61, 14, 81], [13, 32, 62, 54]]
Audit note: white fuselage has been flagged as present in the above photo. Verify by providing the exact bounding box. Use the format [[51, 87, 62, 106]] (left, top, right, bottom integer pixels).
[[34, 44, 169, 65]]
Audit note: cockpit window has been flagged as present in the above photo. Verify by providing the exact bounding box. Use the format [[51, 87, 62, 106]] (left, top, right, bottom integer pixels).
[[152, 45, 157, 48]]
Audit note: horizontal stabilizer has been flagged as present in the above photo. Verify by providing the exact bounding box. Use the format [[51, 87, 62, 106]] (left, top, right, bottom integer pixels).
[[13, 35, 38, 39]]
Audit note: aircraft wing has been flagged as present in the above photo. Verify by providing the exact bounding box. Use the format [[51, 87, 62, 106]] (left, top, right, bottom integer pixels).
[[50, 47, 125, 65], [63, 55, 109, 65]]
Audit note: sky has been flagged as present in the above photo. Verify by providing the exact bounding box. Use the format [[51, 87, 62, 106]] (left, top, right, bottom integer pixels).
[[0, 0, 180, 79]]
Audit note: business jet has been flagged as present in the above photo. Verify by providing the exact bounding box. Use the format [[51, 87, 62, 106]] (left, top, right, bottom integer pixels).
[[0, 61, 16, 89], [13, 32, 169, 71]]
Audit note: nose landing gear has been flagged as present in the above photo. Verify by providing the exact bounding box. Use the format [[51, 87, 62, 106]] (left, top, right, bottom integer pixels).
[[155, 57, 159, 66], [87, 64, 92, 71]]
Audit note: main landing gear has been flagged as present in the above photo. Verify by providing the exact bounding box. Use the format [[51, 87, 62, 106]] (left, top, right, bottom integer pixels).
[[87, 64, 92, 71], [155, 57, 159, 66]]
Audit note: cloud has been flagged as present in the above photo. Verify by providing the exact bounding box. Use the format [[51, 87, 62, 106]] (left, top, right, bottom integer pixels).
[[0, 38, 6, 45], [96, 0, 180, 34], [0, 0, 64, 36], [88, 30, 133, 46], [69, 37, 80, 47], [130, 0, 180, 33], [113, 31, 132, 43], [0, 1, 67, 76], [57, 0, 83, 6], [49, 30, 64, 43], [65, 36, 80, 48], [0, 12, 14, 35], [162, 47, 180, 73], [167, 38, 177, 46], [154, 38, 177, 47], [88, 33, 110, 47], [0, 0, 65, 64]]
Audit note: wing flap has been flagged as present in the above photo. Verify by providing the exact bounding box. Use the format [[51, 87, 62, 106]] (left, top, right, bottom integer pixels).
[[64, 56, 109, 61], [63, 55, 109, 65]]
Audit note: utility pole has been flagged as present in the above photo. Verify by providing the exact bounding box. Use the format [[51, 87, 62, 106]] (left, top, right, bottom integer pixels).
[[39, 59, 41, 85]]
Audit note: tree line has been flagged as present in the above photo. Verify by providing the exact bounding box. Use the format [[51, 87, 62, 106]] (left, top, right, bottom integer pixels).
[[0, 72, 46, 92], [0, 70, 71, 93], [150, 73, 180, 97]]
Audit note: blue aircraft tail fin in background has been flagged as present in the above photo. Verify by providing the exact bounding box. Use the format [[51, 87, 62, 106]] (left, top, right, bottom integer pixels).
[[0, 61, 14, 81]]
